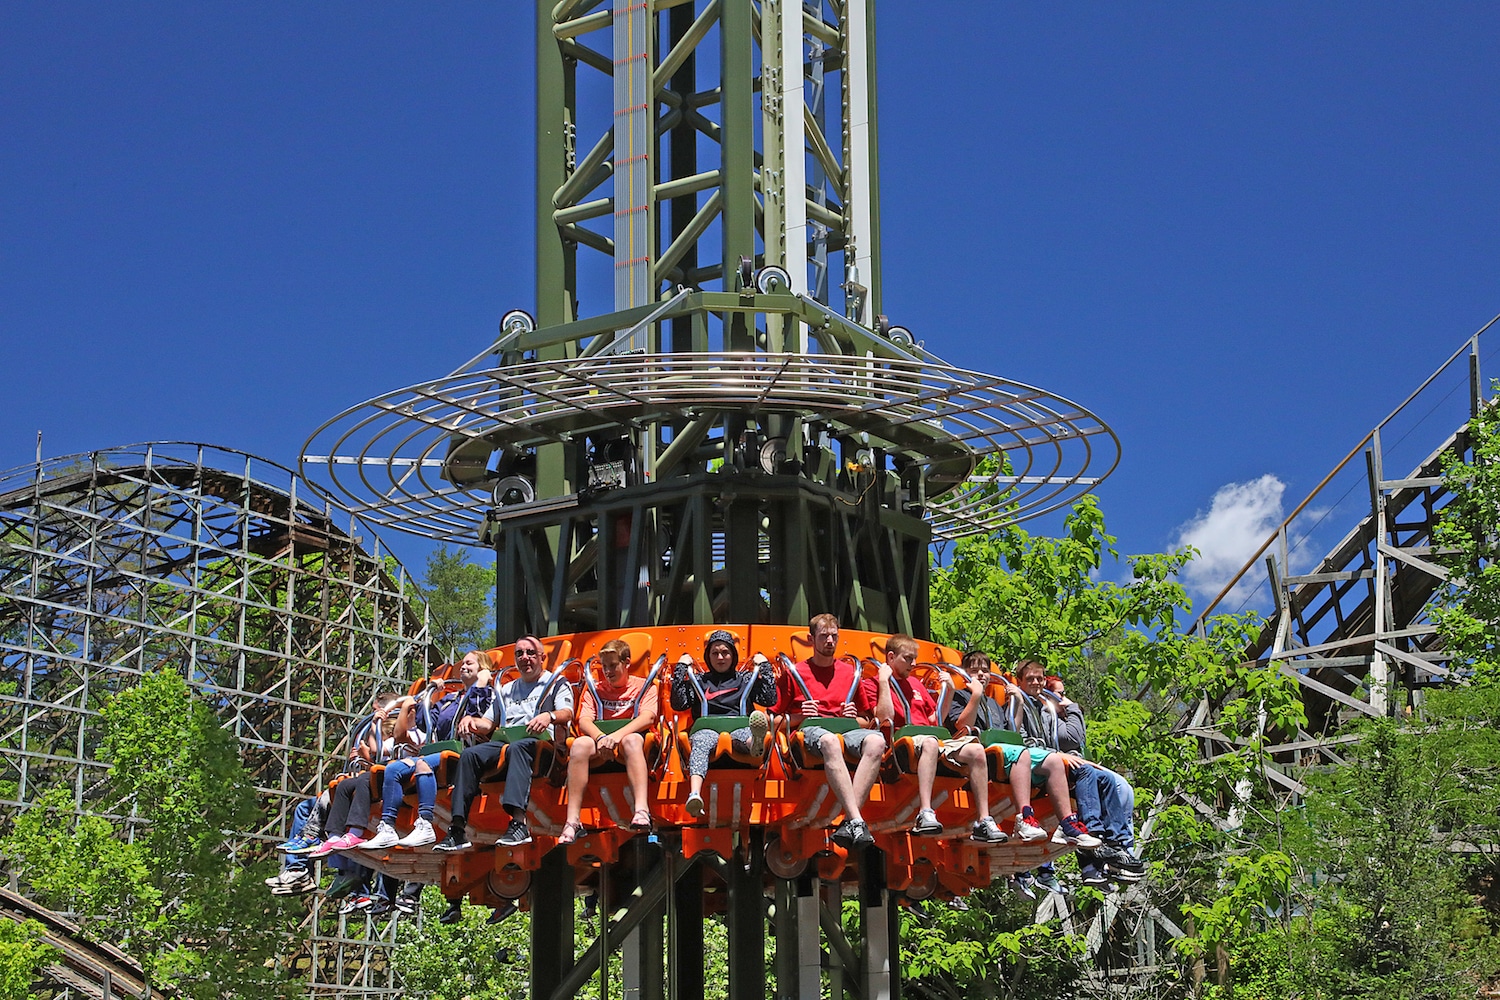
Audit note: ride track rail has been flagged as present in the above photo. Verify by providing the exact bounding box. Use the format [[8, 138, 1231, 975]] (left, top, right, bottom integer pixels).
[[0, 886, 168, 1000]]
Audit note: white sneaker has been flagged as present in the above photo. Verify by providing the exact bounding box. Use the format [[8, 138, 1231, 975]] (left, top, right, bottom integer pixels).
[[747, 710, 770, 757], [397, 818, 436, 848], [1015, 815, 1048, 842], [362, 822, 400, 850]]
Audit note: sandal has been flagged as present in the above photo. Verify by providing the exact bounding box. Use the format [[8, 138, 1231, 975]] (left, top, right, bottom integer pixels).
[[557, 821, 584, 845], [629, 809, 652, 831]]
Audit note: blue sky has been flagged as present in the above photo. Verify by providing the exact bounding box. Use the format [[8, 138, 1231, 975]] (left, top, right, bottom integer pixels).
[[4, 3, 1497, 604]]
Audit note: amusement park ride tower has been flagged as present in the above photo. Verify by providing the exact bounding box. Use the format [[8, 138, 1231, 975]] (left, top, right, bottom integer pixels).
[[303, 3, 1117, 998]]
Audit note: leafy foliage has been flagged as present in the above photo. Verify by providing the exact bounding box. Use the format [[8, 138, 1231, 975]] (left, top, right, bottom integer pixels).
[[392, 896, 531, 1000], [2, 669, 300, 999], [1434, 389, 1500, 684], [0, 919, 58, 1000], [920, 495, 1312, 997], [421, 544, 496, 657]]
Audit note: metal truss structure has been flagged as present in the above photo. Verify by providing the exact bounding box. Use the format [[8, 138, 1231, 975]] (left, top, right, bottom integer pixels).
[[303, 0, 1117, 645], [296, 3, 1122, 998], [0, 442, 433, 999], [1062, 316, 1500, 984]]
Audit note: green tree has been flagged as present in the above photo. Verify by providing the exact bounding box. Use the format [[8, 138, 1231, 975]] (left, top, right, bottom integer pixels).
[[393, 897, 531, 1000], [1435, 391, 1500, 684], [0, 920, 58, 1000], [920, 496, 1306, 997], [2, 668, 300, 999], [422, 544, 495, 657]]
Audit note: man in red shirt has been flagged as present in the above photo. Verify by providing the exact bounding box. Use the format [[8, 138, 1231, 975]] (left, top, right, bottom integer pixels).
[[558, 638, 660, 844], [775, 614, 885, 848], [860, 634, 1004, 842]]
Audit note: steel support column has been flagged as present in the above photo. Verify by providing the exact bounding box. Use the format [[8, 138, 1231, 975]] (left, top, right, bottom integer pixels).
[[859, 848, 897, 1000], [532, 849, 576, 1000], [727, 838, 766, 1000]]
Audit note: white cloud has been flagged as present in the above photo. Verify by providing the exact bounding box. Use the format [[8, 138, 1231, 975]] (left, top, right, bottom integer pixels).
[[1173, 475, 1286, 604]]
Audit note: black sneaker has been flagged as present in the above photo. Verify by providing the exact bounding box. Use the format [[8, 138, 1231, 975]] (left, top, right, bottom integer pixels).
[[394, 888, 422, 914], [438, 899, 464, 925], [367, 898, 394, 917], [1080, 869, 1112, 890], [433, 826, 472, 853], [498, 818, 532, 847], [487, 900, 518, 924], [831, 819, 872, 848], [1099, 844, 1144, 868]]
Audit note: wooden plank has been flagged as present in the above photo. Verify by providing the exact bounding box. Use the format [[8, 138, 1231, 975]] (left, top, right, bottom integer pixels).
[[1376, 541, 1450, 582], [1279, 664, 1381, 717], [1379, 476, 1446, 490], [1285, 569, 1374, 585], [1374, 640, 1453, 677], [1271, 634, 1376, 659]]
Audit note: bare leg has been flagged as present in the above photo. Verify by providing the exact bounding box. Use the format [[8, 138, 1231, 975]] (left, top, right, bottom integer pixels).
[[819, 732, 888, 822], [960, 742, 990, 821], [689, 773, 704, 796], [848, 733, 888, 817], [621, 733, 648, 819], [915, 736, 939, 813], [564, 736, 596, 826]]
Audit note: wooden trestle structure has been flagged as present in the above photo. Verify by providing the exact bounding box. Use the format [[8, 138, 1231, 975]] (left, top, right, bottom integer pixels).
[[340, 625, 1077, 1000]]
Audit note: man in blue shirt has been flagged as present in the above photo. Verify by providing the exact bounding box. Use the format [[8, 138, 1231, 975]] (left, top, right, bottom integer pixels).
[[435, 635, 575, 850]]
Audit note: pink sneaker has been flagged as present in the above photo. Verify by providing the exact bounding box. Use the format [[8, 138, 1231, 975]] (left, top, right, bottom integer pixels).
[[310, 832, 366, 858]]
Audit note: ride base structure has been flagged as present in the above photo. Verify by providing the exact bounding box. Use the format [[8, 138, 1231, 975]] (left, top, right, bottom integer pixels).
[[340, 626, 1077, 1000]]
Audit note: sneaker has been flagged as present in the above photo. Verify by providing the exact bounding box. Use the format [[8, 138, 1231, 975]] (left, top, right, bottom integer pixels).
[[279, 870, 318, 895], [433, 826, 472, 853], [325, 872, 364, 900], [278, 834, 323, 855], [340, 893, 375, 915], [1008, 875, 1037, 901], [266, 868, 316, 894], [367, 898, 394, 917], [1014, 815, 1048, 842], [1102, 848, 1146, 883], [685, 792, 705, 818], [394, 888, 422, 914], [487, 900, 518, 924], [362, 822, 400, 850], [1097, 844, 1146, 873], [747, 710, 770, 757], [911, 809, 944, 836], [1051, 815, 1102, 849], [1080, 869, 1112, 890], [1033, 870, 1067, 895], [971, 816, 1007, 843], [498, 818, 532, 847], [831, 819, 873, 848], [438, 899, 464, 925], [397, 818, 436, 849], [311, 832, 365, 858]]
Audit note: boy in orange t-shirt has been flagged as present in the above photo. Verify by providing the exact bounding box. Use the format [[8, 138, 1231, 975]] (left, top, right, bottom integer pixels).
[[559, 638, 659, 843]]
